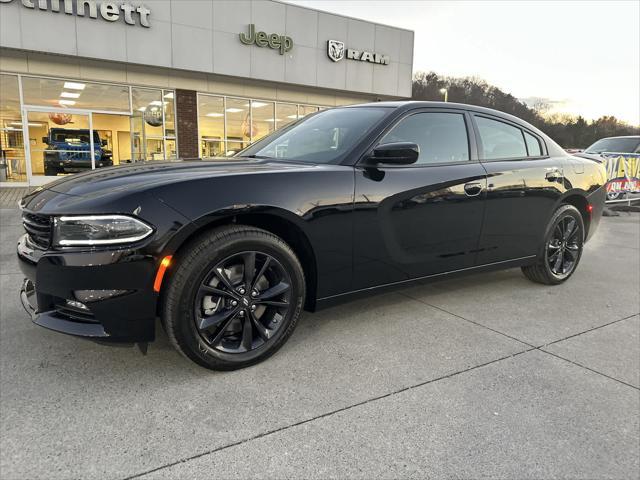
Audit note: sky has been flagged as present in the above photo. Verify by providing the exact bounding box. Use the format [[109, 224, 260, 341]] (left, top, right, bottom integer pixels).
[[289, 0, 640, 125]]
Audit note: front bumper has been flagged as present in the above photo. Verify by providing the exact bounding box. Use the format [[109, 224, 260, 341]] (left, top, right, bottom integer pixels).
[[17, 234, 158, 342]]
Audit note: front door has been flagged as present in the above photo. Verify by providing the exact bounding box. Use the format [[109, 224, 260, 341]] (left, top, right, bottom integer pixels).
[[24, 109, 91, 186], [353, 109, 487, 290]]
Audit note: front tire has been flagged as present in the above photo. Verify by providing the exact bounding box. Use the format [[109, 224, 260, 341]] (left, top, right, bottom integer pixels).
[[162, 225, 305, 370], [522, 204, 584, 285]]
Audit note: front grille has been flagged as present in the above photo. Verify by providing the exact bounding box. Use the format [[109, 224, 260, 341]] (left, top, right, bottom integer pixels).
[[22, 212, 52, 249]]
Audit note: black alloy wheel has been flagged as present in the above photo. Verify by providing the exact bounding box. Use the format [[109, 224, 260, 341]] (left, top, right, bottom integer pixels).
[[194, 251, 292, 353], [162, 225, 305, 370], [522, 204, 584, 285], [546, 215, 581, 278]]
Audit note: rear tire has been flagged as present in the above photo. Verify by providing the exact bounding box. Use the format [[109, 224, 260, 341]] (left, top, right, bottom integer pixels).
[[522, 204, 584, 285], [44, 164, 58, 176], [162, 225, 305, 370]]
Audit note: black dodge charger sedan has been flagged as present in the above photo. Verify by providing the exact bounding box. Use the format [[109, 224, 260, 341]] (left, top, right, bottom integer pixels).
[[17, 102, 606, 370]]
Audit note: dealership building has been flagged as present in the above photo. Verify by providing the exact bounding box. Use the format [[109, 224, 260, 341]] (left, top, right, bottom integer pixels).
[[0, 0, 414, 186]]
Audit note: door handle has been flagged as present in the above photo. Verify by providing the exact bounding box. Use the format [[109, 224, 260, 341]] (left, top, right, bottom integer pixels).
[[545, 168, 563, 181], [464, 182, 483, 196]]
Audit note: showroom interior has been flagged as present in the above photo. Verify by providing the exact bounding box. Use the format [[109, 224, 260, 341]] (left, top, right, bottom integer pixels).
[[0, 0, 414, 186]]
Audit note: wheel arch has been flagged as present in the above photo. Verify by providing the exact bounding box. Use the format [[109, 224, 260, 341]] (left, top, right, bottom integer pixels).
[[159, 207, 319, 312], [559, 192, 591, 238]]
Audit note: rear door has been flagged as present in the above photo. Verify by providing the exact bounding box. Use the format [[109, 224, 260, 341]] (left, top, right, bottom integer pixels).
[[352, 108, 487, 290], [472, 114, 568, 264]]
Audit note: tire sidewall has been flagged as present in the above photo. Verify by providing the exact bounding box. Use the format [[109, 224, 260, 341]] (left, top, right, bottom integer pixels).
[[165, 228, 305, 370]]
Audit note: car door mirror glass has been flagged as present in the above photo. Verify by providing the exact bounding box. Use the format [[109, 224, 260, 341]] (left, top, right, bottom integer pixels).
[[369, 142, 419, 165]]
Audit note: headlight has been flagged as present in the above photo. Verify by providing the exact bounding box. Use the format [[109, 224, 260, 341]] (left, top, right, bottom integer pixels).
[[53, 215, 154, 246]]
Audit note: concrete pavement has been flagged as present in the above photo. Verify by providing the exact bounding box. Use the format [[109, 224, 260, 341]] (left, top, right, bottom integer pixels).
[[1, 209, 638, 480]]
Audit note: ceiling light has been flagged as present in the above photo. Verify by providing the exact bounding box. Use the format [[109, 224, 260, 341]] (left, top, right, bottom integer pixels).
[[137, 107, 147, 112], [9, 122, 40, 127], [63, 82, 85, 90], [60, 92, 80, 99], [58, 100, 76, 106], [225, 108, 243, 113], [163, 92, 174, 99], [206, 113, 224, 117], [251, 102, 269, 108], [149, 100, 163, 106], [286, 114, 298, 119]]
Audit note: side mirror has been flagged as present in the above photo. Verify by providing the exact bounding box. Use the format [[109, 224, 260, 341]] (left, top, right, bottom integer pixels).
[[42, 137, 48, 144], [101, 139, 108, 147], [367, 142, 419, 165]]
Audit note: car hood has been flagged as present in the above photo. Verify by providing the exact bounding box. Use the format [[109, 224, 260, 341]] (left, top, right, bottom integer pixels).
[[41, 159, 319, 197]]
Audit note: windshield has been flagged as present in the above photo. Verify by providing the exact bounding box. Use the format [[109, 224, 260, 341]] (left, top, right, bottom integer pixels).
[[51, 130, 100, 144], [585, 137, 640, 154], [239, 107, 390, 164]]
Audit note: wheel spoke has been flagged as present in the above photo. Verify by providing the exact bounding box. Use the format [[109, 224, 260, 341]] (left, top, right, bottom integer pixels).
[[257, 300, 289, 308], [240, 314, 253, 351], [249, 310, 271, 341], [210, 312, 239, 345], [563, 218, 576, 241], [553, 248, 564, 273], [243, 252, 256, 288], [258, 281, 290, 300], [200, 285, 237, 298], [198, 307, 238, 332], [252, 256, 271, 290], [214, 267, 236, 292]]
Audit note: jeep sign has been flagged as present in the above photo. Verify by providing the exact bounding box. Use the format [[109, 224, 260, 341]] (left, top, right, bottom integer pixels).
[[0, 0, 151, 27], [239, 24, 293, 55]]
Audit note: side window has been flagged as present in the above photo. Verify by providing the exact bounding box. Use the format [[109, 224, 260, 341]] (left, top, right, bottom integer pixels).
[[476, 116, 527, 159], [379, 112, 469, 164], [524, 131, 543, 156]]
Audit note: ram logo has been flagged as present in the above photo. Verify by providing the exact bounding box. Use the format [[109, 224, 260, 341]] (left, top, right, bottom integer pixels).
[[327, 40, 345, 62]]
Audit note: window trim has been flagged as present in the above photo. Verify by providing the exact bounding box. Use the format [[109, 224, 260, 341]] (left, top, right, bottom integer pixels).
[[471, 113, 549, 162], [356, 107, 479, 169], [522, 129, 543, 158]]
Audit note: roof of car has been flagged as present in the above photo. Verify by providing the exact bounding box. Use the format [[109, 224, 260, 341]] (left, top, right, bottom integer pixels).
[[596, 135, 640, 140], [344, 100, 546, 136]]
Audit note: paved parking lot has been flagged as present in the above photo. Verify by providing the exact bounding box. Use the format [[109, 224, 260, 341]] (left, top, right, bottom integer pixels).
[[1, 207, 638, 480]]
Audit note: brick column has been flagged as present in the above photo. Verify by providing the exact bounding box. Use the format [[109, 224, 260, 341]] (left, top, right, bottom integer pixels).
[[175, 89, 199, 159]]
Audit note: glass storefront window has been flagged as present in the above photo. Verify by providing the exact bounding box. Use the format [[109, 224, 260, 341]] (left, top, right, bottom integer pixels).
[[276, 103, 298, 130], [163, 91, 176, 137], [131, 87, 175, 161], [199, 95, 225, 158], [0, 74, 26, 182], [0, 74, 177, 185], [165, 139, 177, 160], [197, 94, 329, 160], [225, 97, 250, 155], [299, 105, 320, 118], [22, 77, 130, 112], [251, 100, 275, 142]]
